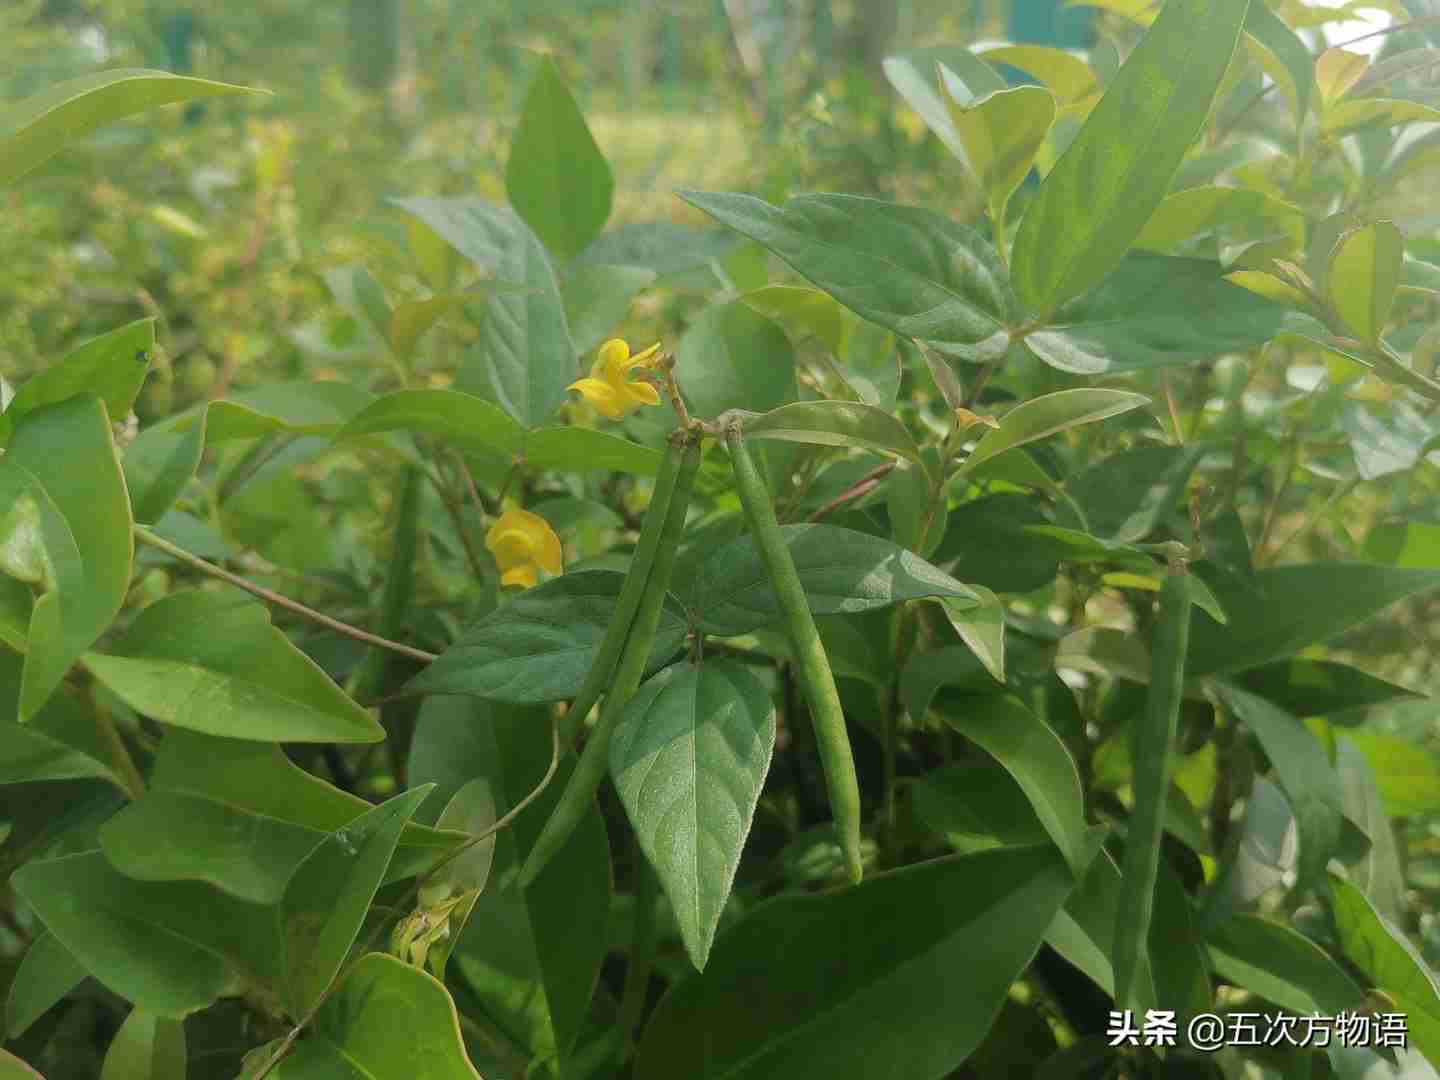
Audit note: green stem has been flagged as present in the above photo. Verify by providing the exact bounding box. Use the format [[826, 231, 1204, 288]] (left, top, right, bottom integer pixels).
[[616, 847, 660, 1062], [133, 525, 437, 664], [518, 433, 701, 889], [726, 422, 864, 884], [558, 437, 686, 747]]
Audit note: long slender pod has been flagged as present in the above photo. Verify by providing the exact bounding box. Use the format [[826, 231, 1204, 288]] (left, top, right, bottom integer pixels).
[[559, 439, 685, 745], [1112, 565, 1192, 1012], [725, 422, 864, 884], [518, 431, 701, 889]]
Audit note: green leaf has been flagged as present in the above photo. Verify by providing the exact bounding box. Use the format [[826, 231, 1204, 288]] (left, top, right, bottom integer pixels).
[[1010, 0, 1251, 315], [976, 45, 1100, 106], [335, 388, 525, 457], [1023, 255, 1317, 375], [525, 426, 665, 476], [1135, 186, 1302, 255], [939, 692, 1091, 879], [505, 56, 613, 262], [910, 759, 1052, 855], [389, 289, 527, 363], [475, 212, 576, 429], [1365, 519, 1440, 569], [1341, 400, 1440, 482], [279, 786, 431, 1018], [678, 191, 1013, 360], [0, 69, 266, 187], [1343, 731, 1440, 818], [101, 1008, 186, 1080], [1207, 915, 1365, 1015], [886, 456, 946, 558], [422, 777, 497, 905], [6, 396, 132, 721], [1215, 684, 1344, 888], [11, 850, 274, 1018], [937, 590, 1006, 683], [686, 524, 980, 637], [634, 844, 1075, 1080], [389, 196, 519, 274], [1243, 0, 1313, 124], [610, 660, 776, 971], [740, 284, 848, 353], [99, 789, 325, 905], [1200, 777, 1298, 929], [322, 265, 391, 346], [1328, 222, 1405, 343], [1236, 659, 1421, 719], [82, 588, 383, 744], [675, 299, 797, 419], [1323, 97, 1440, 137], [945, 83, 1057, 224], [932, 495, 1060, 594], [1329, 873, 1440, 1059], [562, 264, 657, 356], [123, 409, 206, 524], [0, 1051, 43, 1078], [406, 570, 688, 703], [1043, 840, 1158, 1003], [272, 953, 481, 1078], [0, 319, 155, 443], [1187, 564, 1440, 676], [742, 400, 921, 462], [0, 707, 119, 787], [1068, 444, 1204, 544], [414, 697, 611, 1068], [150, 729, 464, 885], [5, 932, 87, 1039], [958, 389, 1150, 475], [882, 46, 1008, 165], [167, 381, 373, 445]]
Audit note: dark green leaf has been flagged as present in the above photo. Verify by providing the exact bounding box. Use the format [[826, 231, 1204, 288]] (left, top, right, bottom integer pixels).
[[279, 787, 431, 1017], [123, 411, 206, 524], [679, 191, 1013, 360], [1244, 0, 1313, 123], [415, 697, 611, 1067], [1207, 915, 1365, 1015], [940, 693, 1090, 878], [932, 495, 1060, 594], [5, 932, 87, 1039], [634, 845, 1075, 1080], [11, 851, 275, 1018], [1236, 659, 1421, 719], [610, 660, 776, 971], [675, 299, 797, 419], [1024, 256, 1320, 375], [911, 759, 1052, 855], [685, 524, 980, 637], [406, 571, 688, 703], [1068, 444, 1205, 544], [1187, 564, 1440, 676], [562, 264, 657, 356], [1216, 684, 1344, 889], [100, 1008, 185, 1080], [958, 389, 1151, 475]]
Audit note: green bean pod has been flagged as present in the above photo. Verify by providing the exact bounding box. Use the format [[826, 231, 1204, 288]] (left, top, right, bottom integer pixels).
[[557, 438, 686, 746], [725, 424, 864, 884], [1112, 567, 1191, 1013], [518, 432, 700, 889]]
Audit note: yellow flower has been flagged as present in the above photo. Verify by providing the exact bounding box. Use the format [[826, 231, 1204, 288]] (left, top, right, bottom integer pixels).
[[485, 507, 562, 589], [567, 338, 663, 420]]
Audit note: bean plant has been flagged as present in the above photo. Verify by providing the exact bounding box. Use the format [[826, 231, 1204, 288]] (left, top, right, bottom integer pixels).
[[4, 1, 1440, 1077]]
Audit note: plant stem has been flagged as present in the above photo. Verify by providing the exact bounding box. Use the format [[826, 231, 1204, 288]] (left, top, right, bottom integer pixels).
[[91, 690, 146, 800], [133, 525, 437, 664], [616, 846, 660, 1062], [807, 461, 896, 522]]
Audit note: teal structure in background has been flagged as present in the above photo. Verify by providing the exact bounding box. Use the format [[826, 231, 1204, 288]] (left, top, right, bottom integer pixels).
[[1007, 0, 1096, 47]]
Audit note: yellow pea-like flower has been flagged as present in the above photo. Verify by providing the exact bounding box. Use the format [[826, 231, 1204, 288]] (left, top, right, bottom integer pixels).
[[566, 338, 663, 420], [485, 507, 562, 589]]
